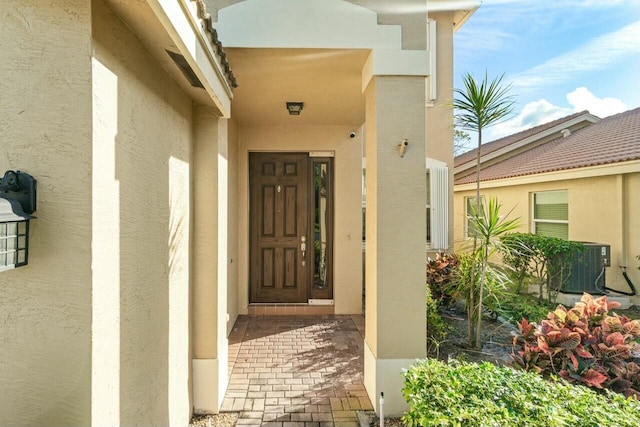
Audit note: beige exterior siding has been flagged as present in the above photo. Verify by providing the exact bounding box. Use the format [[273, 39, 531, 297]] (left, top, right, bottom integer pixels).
[[624, 173, 640, 292], [91, 0, 193, 424], [227, 118, 240, 334], [363, 75, 428, 414], [426, 11, 455, 251], [1, 0, 197, 424], [454, 170, 640, 300], [0, 1, 93, 425]]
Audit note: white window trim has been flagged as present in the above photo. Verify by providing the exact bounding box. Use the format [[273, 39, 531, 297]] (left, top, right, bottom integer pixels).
[[530, 190, 569, 237], [464, 195, 485, 238]]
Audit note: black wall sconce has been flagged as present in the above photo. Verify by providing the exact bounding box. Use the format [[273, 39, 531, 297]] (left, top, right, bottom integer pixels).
[[0, 170, 36, 271], [286, 101, 304, 116]]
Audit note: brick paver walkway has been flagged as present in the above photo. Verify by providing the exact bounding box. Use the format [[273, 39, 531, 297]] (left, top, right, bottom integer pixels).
[[222, 315, 372, 427]]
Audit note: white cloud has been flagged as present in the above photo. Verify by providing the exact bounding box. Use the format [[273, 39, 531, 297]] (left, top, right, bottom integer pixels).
[[485, 88, 627, 140], [565, 87, 627, 117], [488, 100, 571, 139], [510, 21, 640, 92]]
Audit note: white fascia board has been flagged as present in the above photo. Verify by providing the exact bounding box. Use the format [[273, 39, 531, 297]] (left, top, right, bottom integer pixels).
[[428, 0, 482, 12], [362, 49, 430, 92], [454, 113, 601, 175], [427, 0, 481, 32], [453, 160, 640, 192], [148, 0, 232, 117], [214, 0, 401, 49]]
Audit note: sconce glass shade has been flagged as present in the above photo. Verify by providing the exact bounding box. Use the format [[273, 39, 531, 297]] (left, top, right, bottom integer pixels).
[[0, 198, 33, 271]]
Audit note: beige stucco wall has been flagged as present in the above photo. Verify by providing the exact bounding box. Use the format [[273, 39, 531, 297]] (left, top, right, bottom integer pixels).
[[624, 173, 640, 292], [227, 118, 240, 333], [0, 1, 93, 425], [235, 125, 363, 314], [426, 11, 455, 252], [92, 1, 193, 425], [454, 171, 640, 299], [363, 76, 427, 415]]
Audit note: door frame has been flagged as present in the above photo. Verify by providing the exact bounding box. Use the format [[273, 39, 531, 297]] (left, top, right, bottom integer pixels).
[[248, 151, 334, 304]]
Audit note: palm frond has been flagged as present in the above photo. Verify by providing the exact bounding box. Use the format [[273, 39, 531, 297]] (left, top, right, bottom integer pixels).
[[453, 72, 516, 132]]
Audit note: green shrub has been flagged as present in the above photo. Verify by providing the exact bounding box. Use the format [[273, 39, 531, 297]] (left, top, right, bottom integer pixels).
[[494, 292, 555, 324], [402, 358, 640, 427], [499, 234, 535, 294], [426, 286, 449, 355], [427, 252, 459, 307], [500, 233, 584, 303], [447, 252, 510, 348], [512, 293, 640, 398]]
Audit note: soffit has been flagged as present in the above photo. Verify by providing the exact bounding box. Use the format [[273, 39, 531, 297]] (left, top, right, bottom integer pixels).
[[226, 48, 369, 125], [354, 0, 480, 30], [105, 0, 231, 114]]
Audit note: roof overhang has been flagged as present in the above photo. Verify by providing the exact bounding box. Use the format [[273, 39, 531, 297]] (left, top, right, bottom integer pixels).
[[426, 0, 482, 31], [214, 0, 433, 125], [454, 160, 640, 191], [104, 0, 233, 117], [454, 112, 601, 175]]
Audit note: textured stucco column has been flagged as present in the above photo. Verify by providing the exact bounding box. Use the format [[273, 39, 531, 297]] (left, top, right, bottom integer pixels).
[[192, 105, 229, 413], [363, 76, 427, 416]]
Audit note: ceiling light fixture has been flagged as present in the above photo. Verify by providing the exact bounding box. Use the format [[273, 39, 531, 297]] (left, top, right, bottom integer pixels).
[[286, 102, 304, 116]]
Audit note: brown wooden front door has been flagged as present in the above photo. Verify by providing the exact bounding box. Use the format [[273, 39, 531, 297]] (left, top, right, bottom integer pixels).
[[250, 153, 309, 303]]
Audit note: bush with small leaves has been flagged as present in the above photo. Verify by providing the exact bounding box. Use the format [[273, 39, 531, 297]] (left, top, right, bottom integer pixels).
[[402, 358, 640, 427], [426, 286, 449, 355]]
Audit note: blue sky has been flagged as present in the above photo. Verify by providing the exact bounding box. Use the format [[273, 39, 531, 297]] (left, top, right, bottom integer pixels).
[[453, 0, 640, 148]]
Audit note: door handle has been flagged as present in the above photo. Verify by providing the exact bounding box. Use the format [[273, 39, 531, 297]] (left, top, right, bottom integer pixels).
[[301, 236, 306, 266]]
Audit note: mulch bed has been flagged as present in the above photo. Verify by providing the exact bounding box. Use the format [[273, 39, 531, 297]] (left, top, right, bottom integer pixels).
[[432, 305, 517, 365]]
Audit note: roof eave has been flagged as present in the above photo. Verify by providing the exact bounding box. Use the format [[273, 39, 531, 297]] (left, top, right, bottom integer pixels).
[[453, 112, 601, 175], [454, 159, 640, 190], [453, 5, 481, 32], [426, 1, 481, 31]]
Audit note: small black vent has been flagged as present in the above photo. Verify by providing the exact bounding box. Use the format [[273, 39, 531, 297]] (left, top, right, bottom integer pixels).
[[166, 50, 204, 89]]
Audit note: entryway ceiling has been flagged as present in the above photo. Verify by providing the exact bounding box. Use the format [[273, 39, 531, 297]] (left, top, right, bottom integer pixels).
[[225, 48, 369, 125]]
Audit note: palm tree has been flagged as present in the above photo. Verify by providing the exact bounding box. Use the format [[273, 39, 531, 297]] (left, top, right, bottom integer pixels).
[[453, 72, 515, 349], [467, 198, 519, 348], [453, 72, 515, 215]]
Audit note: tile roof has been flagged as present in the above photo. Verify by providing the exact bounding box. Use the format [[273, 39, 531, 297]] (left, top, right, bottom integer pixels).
[[454, 107, 640, 185], [454, 110, 592, 169]]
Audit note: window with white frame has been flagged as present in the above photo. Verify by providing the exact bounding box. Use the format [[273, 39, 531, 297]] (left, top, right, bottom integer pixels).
[[465, 195, 485, 238], [532, 190, 568, 239]]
